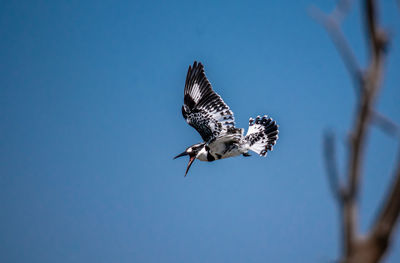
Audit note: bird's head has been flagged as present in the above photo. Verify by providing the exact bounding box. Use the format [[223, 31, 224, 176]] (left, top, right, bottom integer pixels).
[[174, 143, 205, 176]]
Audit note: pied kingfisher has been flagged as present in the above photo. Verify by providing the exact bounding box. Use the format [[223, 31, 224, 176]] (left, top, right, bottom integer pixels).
[[174, 61, 279, 176]]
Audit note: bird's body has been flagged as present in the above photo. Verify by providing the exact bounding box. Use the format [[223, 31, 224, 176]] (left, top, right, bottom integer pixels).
[[175, 61, 279, 176], [194, 139, 243, 162]]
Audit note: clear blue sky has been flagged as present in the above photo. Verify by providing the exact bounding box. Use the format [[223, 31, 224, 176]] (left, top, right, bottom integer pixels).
[[1, 0, 399, 262]]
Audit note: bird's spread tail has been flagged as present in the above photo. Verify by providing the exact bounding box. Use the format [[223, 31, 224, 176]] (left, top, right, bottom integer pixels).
[[245, 115, 279, 156]]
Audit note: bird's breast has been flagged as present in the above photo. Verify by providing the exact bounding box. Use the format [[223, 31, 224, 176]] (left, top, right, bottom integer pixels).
[[207, 139, 247, 160]]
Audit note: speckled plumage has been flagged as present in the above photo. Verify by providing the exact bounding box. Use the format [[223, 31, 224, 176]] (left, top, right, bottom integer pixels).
[[175, 61, 279, 176], [182, 61, 241, 143]]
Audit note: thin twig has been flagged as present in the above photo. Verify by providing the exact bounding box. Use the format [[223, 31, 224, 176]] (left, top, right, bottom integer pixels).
[[309, 6, 363, 94], [331, 0, 354, 23], [323, 131, 345, 203], [372, 111, 400, 138]]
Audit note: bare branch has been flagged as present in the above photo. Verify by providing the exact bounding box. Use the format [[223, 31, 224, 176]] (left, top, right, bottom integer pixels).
[[314, 0, 398, 262], [309, 6, 363, 94], [371, 146, 400, 252], [365, 0, 388, 56], [323, 131, 345, 203], [372, 111, 400, 138], [348, 0, 387, 201], [347, 90, 370, 199], [331, 0, 355, 22]]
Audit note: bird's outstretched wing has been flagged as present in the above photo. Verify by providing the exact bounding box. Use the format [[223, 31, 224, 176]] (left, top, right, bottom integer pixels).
[[181, 61, 241, 142]]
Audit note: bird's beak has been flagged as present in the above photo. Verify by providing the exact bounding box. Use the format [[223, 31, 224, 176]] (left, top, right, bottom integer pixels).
[[174, 151, 196, 177], [185, 155, 196, 177], [174, 151, 188, 159]]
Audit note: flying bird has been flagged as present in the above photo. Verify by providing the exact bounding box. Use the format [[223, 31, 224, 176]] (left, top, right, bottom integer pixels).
[[174, 61, 279, 176]]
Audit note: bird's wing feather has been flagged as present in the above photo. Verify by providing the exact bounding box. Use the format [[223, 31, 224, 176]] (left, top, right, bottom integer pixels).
[[181, 61, 241, 142]]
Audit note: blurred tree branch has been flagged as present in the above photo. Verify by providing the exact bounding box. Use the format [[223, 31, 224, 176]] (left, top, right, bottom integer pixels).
[[310, 0, 400, 262]]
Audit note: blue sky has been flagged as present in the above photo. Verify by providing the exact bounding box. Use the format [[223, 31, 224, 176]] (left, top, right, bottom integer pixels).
[[1, 0, 399, 262]]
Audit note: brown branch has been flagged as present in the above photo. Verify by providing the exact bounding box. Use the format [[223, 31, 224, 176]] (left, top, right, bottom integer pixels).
[[347, 84, 372, 198], [323, 131, 345, 204], [365, 0, 388, 56], [342, 1, 388, 261], [369, 147, 400, 262], [314, 0, 399, 262], [347, 0, 387, 213]]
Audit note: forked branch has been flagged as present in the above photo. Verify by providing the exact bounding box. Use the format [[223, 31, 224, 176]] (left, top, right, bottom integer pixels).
[[313, 0, 399, 262]]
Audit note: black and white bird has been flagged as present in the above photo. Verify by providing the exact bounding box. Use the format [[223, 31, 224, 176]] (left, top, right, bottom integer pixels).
[[174, 61, 279, 176]]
